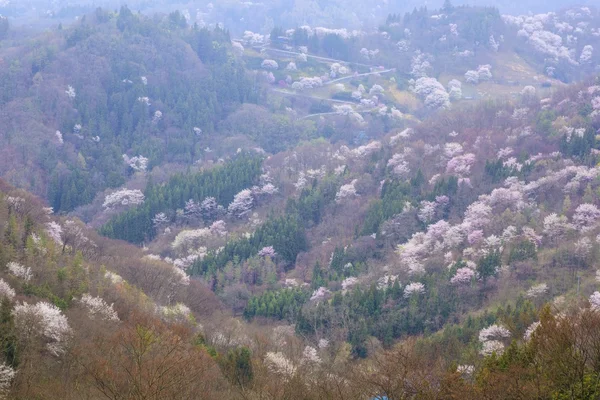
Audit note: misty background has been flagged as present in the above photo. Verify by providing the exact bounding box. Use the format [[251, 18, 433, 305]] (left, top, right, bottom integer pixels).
[[1, 0, 596, 34]]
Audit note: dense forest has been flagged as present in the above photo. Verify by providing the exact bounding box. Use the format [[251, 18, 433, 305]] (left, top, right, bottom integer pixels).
[[0, 2, 600, 398]]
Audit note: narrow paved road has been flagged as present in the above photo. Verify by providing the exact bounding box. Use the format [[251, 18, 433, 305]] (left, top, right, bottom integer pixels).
[[256, 47, 378, 68], [273, 89, 357, 104], [326, 68, 396, 85]]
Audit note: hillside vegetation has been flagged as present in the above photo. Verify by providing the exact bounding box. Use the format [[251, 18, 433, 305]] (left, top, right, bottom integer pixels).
[[1, 3, 600, 399]]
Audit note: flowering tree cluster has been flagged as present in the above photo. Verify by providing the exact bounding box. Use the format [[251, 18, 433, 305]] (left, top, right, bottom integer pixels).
[[590, 291, 600, 310], [573, 203, 600, 232], [171, 228, 211, 254], [526, 283, 548, 298], [123, 155, 148, 172], [310, 287, 331, 302], [447, 79, 462, 100], [261, 59, 279, 70], [7, 262, 32, 282], [446, 153, 476, 176], [479, 324, 511, 356], [79, 294, 119, 321], [14, 301, 72, 356], [258, 246, 277, 258], [0, 279, 15, 301], [65, 85, 76, 99], [412, 77, 450, 109], [291, 76, 323, 90], [335, 180, 358, 202], [403, 282, 425, 298], [464, 65, 493, 84], [228, 189, 254, 218], [159, 303, 192, 323], [450, 267, 476, 285], [265, 352, 296, 379], [103, 189, 145, 209]]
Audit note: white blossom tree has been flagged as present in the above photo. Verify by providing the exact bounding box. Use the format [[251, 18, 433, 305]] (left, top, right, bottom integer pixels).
[[65, 85, 76, 99], [573, 203, 600, 232], [580, 45, 593, 63], [451, 267, 475, 285], [7, 262, 32, 282], [78, 294, 119, 321], [103, 189, 145, 209], [0, 279, 15, 300], [228, 189, 254, 218], [13, 301, 72, 356], [0, 363, 15, 399], [403, 282, 425, 298], [261, 59, 279, 70], [448, 79, 462, 100]]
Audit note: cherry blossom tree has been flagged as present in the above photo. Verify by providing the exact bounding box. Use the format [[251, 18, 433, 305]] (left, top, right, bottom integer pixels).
[[14, 301, 72, 356], [79, 294, 119, 321], [448, 79, 462, 100], [580, 45, 593, 63], [265, 352, 296, 379], [336, 180, 358, 202], [65, 85, 76, 99], [103, 189, 145, 209], [480, 340, 505, 356], [46, 221, 63, 246], [231, 41, 244, 56], [0, 363, 15, 399], [159, 303, 192, 323], [209, 220, 227, 237], [446, 153, 476, 176], [523, 321, 541, 341], [152, 212, 169, 229], [479, 324, 511, 342], [152, 110, 162, 124], [573, 203, 600, 232], [171, 228, 211, 254], [228, 189, 254, 218], [403, 282, 425, 298], [526, 283, 548, 298], [417, 201, 437, 223], [543, 213, 572, 242], [479, 324, 511, 356], [451, 267, 476, 285], [341, 277, 358, 292], [261, 59, 279, 70], [302, 346, 321, 365], [258, 246, 277, 258], [590, 291, 600, 310], [310, 287, 331, 302], [0, 279, 15, 300], [200, 197, 221, 222], [124, 155, 148, 172], [7, 262, 32, 282]]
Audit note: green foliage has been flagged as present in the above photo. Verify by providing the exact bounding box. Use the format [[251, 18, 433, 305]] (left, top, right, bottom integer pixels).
[[285, 175, 339, 227], [508, 240, 537, 263], [484, 159, 515, 183], [560, 128, 597, 160], [361, 179, 411, 235], [220, 347, 254, 387], [0, 298, 18, 367], [100, 155, 262, 244], [296, 282, 458, 357], [244, 288, 310, 321], [477, 250, 501, 282], [535, 109, 557, 137], [192, 213, 308, 276]]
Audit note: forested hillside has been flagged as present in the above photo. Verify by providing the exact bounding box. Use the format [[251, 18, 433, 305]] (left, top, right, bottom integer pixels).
[[1, 3, 600, 399], [0, 7, 255, 212]]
